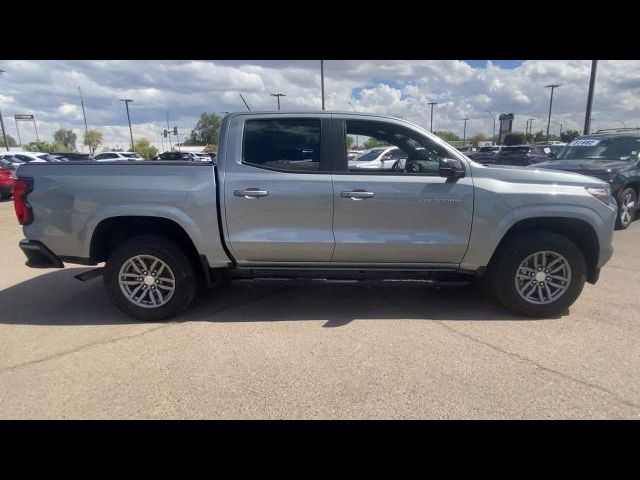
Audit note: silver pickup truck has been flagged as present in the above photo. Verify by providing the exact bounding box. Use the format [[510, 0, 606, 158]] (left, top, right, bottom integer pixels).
[[14, 111, 617, 320]]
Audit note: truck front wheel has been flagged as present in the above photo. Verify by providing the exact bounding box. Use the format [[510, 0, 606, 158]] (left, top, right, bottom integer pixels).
[[104, 235, 197, 321], [489, 232, 587, 318]]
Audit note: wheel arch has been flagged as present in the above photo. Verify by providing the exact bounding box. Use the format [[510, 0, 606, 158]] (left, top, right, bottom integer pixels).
[[489, 217, 600, 284], [89, 216, 208, 283]]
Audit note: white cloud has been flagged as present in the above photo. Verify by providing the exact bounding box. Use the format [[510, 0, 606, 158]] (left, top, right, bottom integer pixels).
[[0, 60, 638, 150]]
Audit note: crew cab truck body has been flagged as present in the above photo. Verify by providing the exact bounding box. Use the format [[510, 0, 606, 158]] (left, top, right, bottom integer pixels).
[[15, 111, 617, 320]]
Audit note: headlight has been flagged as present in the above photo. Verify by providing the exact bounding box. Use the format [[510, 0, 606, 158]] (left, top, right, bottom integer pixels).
[[586, 186, 611, 204]]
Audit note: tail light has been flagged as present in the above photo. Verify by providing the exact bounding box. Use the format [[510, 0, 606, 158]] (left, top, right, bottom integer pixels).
[[0, 168, 14, 186], [13, 177, 33, 225]]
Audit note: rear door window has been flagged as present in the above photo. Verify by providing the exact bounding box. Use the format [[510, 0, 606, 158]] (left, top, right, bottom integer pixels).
[[243, 118, 321, 172]]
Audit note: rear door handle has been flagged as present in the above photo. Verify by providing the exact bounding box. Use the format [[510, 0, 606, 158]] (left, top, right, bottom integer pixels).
[[234, 188, 269, 199], [341, 190, 375, 200]]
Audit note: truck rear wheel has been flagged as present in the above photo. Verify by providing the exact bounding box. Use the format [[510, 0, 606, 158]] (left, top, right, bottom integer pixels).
[[104, 235, 197, 321], [489, 231, 587, 318]]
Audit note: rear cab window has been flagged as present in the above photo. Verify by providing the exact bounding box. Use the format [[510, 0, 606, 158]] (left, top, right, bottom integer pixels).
[[243, 118, 321, 173]]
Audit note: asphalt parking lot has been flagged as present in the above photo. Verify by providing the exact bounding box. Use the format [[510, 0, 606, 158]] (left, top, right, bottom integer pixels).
[[0, 199, 639, 419]]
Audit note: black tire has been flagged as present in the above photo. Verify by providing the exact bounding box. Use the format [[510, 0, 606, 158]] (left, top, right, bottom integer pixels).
[[104, 235, 197, 321], [489, 231, 587, 318], [615, 187, 636, 230]]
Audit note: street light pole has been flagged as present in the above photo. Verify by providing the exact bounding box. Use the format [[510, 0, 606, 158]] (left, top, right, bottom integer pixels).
[[584, 60, 598, 135], [545, 83, 561, 142], [0, 70, 9, 151], [462, 118, 469, 147], [166, 110, 172, 150], [271, 93, 286, 110], [120, 99, 135, 151], [427, 102, 437, 133], [320, 60, 325, 111]]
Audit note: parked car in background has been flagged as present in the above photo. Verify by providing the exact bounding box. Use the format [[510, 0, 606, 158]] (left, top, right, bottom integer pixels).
[[346, 150, 363, 161], [457, 146, 478, 154], [0, 154, 23, 167], [93, 152, 145, 161], [0, 165, 16, 199], [476, 145, 549, 166], [154, 151, 200, 161], [470, 145, 501, 162], [534, 130, 640, 229], [2, 152, 49, 164], [48, 152, 93, 162], [348, 146, 407, 170], [194, 153, 212, 162]]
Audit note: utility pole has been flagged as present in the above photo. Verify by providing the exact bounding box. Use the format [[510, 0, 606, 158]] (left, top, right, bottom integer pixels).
[[0, 70, 9, 151], [166, 110, 172, 150], [79, 87, 88, 133], [527, 117, 536, 138], [271, 93, 286, 110], [120, 99, 135, 151], [320, 60, 325, 111], [427, 102, 437, 133], [462, 118, 469, 147], [160, 133, 165, 152], [545, 83, 561, 141], [584, 60, 598, 135]]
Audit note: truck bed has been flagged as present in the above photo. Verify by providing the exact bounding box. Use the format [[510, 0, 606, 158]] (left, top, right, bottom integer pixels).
[[16, 162, 232, 267]]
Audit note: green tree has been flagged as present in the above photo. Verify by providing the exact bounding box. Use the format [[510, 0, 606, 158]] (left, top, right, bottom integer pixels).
[[53, 128, 77, 152], [186, 112, 221, 147], [363, 137, 390, 149], [434, 131, 460, 142], [469, 133, 488, 145], [561, 130, 580, 142], [83, 129, 103, 154], [503, 132, 528, 145], [533, 130, 546, 142], [346, 135, 355, 149], [24, 141, 56, 152], [0, 134, 18, 148], [133, 138, 158, 160]]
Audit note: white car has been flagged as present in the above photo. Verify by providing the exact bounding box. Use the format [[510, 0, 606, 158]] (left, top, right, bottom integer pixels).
[[348, 146, 407, 170], [92, 152, 145, 162], [0, 151, 49, 165]]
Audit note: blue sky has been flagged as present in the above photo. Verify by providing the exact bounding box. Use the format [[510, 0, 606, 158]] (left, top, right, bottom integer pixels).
[[464, 60, 524, 69]]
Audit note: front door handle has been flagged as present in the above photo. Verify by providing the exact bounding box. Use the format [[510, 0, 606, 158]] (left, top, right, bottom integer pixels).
[[234, 188, 268, 199], [341, 190, 375, 200]]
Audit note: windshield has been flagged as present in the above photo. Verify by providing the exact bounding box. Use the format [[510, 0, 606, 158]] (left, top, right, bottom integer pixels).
[[557, 136, 640, 161], [0, 156, 19, 165], [356, 148, 386, 161]]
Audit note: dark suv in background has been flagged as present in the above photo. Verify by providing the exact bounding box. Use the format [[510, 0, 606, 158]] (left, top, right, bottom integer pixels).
[[477, 145, 557, 166], [534, 129, 640, 229]]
